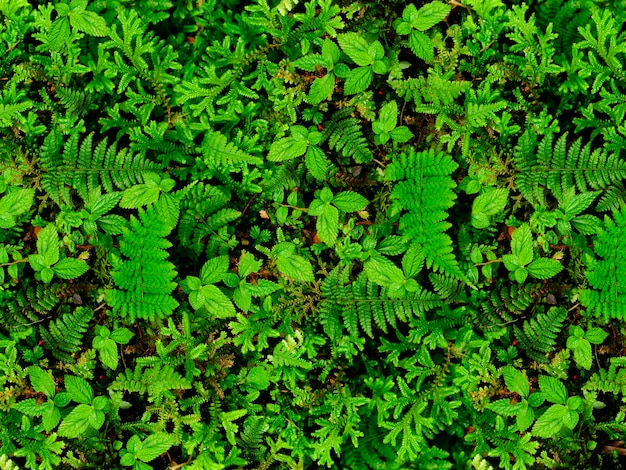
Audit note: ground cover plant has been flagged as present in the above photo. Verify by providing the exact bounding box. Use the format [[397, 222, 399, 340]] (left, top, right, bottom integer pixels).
[[2, 0, 626, 468]]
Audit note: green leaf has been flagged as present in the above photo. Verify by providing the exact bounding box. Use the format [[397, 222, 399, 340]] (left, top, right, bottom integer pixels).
[[532, 404, 567, 437], [471, 188, 509, 229], [97, 337, 119, 369], [413, 1, 451, 31], [239, 251, 262, 279], [306, 145, 333, 180], [527, 258, 563, 279], [562, 191, 599, 216], [88, 409, 105, 430], [513, 266, 528, 283], [200, 255, 229, 284], [502, 365, 529, 397], [307, 73, 335, 104], [332, 191, 368, 212], [53, 258, 89, 279], [409, 30, 434, 62], [402, 243, 425, 278], [28, 367, 55, 398], [487, 398, 520, 417], [42, 405, 61, 432], [585, 328, 608, 344], [378, 101, 399, 132], [0, 212, 15, 229], [65, 375, 93, 405], [247, 366, 270, 390], [510, 224, 533, 266], [364, 257, 406, 288], [570, 337, 593, 370], [48, 18, 70, 51], [120, 184, 161, 209], [268, 136, 308, 162], [338, 33, 373, 66], [517, 402, 535, 432], [57, 404, 92, 438], [199, 284, 236, 318], [322, 38, 340, 64], [316, 204, 339, 247], [0, 188, 35, 217], [135, 433, 176, 463], [41, 267, 54, 284], [275, 252, 314, 283], [110, 328, 134, 344], [69, 9, 109, 36], [37, 224, 59, 266], [538, 376, 567, 405], [390, 126, 413, 143], [344, 66, 373, 95]]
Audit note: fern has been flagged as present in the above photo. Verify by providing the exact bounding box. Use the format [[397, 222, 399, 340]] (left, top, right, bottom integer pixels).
[[106, 201, 179, 321], [514, 131, 626, 206], [201, 129, 262, 168], [39, 129, 162, 204], [385, 148, 462, 278], [513, 307, 567, 363], [584, 357, 626, 396], [319, 266, 442, 341], [0, 455, 20, 470], [322, 108, 373, 164], [475, 282, 536, 330], [1, 282, 63, 331], [580, 208, 626, 320], [39, 306, 94, 363], [177, 183, 241, 257], [109, 363, 191, 407]]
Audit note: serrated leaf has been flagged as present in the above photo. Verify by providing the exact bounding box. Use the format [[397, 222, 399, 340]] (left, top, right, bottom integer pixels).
[[276, 253, 314, 283], [65, 375, 93, 405], [585, 328, 608, 344], [322, 38, 340, 64], [390, 126, 413, 143], [69, 9, 109, 36], [472, 188, 509, 229], [338, 32, 373, 66], [510, 224, 533, 266], [409, 30, 434, 62], [268, 136, 308, 162], [571, 338, 592, 370], [110, 328, 134, 344], [402, 243, 424, 278], [96, 337, 119, 369], [316, 204, 339, 246], [135, 433, 176, 463], [532, 404, 567, 437], [58, 404, 92, 437], [0, 188, 35, 216], [48, 18, 70, 51], [53, 258, 89, 279], [538, 376, 567, 405], [364, 257, 406, 288], [200, 255, 229, 285], [517, 402, 534, 432], [307, 73, 335, 104], [200, 284, 236, 318], [502, 365, 529, 397], [37, 224, 59, 266], [344, 66, 373, 95], [239, 251, 262, 279], [487, 398, 521, 416], [332, 191, 368, 212], [378, 101, 399, 132], [527, 258, 563, 279], [306, 145, 333, 180], [413, 1, 451, 31], [29, 367, 56, 398], [563, 190, 599, 216], [120, 184, 161, 209]]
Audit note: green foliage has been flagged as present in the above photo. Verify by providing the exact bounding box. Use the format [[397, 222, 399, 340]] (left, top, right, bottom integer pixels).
[[2, 1, 626, 469], [106, 201, 178, 321], [385, 148, 461, 278]]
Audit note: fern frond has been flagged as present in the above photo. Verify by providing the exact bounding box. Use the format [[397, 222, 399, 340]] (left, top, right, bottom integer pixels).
[[40, 130, 162, 204], [386, 148, 462, 278], [580, 208, 626, 320], [202, 129, 263, 167], [0, 454, 20, 470], [106, 202, 179, 321], [513, 307, 567, 363], [39, 307, 94, 363], [322, 108, 372, 164], [584, 357, 626, 396], [319, 266, 442, 340], [514, 131, 626, 206]]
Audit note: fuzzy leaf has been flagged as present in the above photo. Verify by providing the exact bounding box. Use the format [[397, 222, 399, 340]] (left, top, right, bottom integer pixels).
[[200, 255, 229, 285], [135, 433, 176, 463], [65, 375, 93, 404], [28, 367, 56, 398], [317, 204, 339, 246], [332, 191, 368, 212], [308, 73, 335, 104], [532, 404, 567, 437], [409, 30, 434, 62], [120, 184, 161, 209], [413, 2, 451, 31], [538, 376, 567, 405], [344, 66, 373, 95], [276, 252, 314, 283], [37, 224, 59, 266], [58, 404, 92, 437], [510, 224, 533, 266], [472, 188, 509, 229], [502, 365, 529, 397], [527, 258, 563, 279], [268, 136, 308, 162], [53, 258, 89, 279], [306, 145, 333, 180], [585, 328, 608, 344], [338, 32, 373, 66]]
